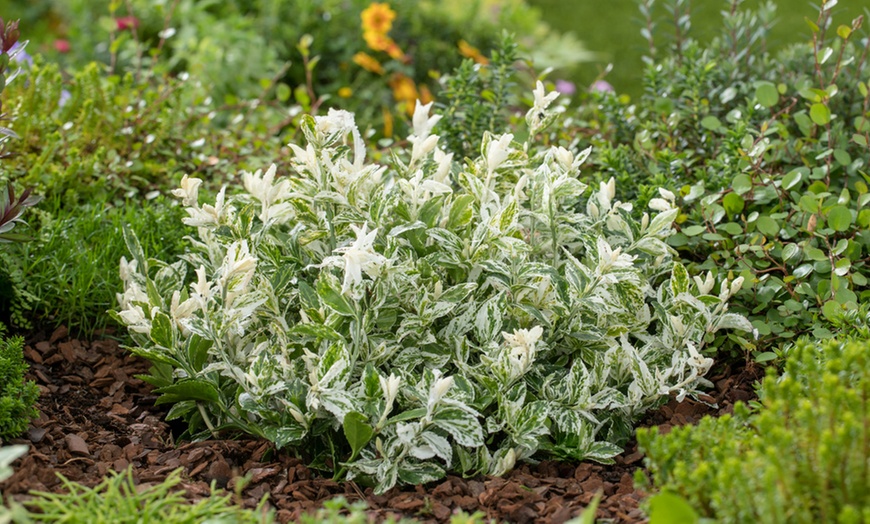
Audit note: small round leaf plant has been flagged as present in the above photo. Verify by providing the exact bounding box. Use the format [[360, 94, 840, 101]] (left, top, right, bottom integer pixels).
[[116, 82, 751, 493]]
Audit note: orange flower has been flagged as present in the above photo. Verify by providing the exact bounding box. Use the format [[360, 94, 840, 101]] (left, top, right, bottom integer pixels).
[[419, 84, 433, 105], [353, 52, 385, 74], [363, 30, 394, 52], [385, 41, 405, 61], [389, 73, 419, 115], [338, 87, 353, 98], [382, 106, 394, 138], [458, 39, 489, 65], [361, 3, 396, 34]]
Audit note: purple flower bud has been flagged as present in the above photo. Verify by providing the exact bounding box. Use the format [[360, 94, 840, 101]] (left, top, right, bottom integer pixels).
[[9, 42, 31, 66], [554, 79, 576, 96], [59, 89, 71, 108]]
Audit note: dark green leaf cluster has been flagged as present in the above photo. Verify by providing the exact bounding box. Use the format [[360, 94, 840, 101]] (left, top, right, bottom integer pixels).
[[437, 33, 520, 158], [638, 336, 870, 523], [0, 335, 38, 442]]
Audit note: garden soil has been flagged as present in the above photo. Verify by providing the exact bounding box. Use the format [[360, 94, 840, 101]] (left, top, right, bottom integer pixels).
[[1, 327, 761, 523]]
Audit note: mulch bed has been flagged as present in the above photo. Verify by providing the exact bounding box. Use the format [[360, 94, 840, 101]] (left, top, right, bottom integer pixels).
[[1, 326, 762, 523]]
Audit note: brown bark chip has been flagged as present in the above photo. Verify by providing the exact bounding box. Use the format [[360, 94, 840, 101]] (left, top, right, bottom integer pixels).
[[65, 434, 90, 456]]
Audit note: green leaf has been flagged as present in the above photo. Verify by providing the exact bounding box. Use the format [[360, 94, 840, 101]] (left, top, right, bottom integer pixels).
[[827, 205, 852, 232], [447, 195, 475, 230], [782, 170, 803, 191], [317, 275, 357, 317], [755, 82, 779, 108], [671, 262, 690, 295], [754, 352, 778, 363], [722, 192, 744, 215], [263, 424, 306, 448], [700, 116, 721, 131], [648, 208, 679, 236], [648, 492, 700, 524], [575, 494, 602, 524], [343, 412, 374, 458], [756, 216, 780, 238], [682, 225, 706, 236], [397, 462, 445, 485], [154, 379, 220, 405], [810, 103, 831, 126], [805, 247, 827, 261], [150, 312, 174, 348], [732, 175, 752, 195], [387, 408, 428, 425], [276, 83, 292, 102], [836, 24, 852, 39], [781, 243, 800, 262]]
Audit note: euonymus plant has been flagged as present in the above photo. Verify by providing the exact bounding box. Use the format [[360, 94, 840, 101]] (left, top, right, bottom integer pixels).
[[117, 85, 750, 492]]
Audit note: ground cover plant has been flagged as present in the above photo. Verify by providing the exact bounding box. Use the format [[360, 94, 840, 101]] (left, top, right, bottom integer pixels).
[[116, 87, 751, 493], [638, 336, 870, 523]]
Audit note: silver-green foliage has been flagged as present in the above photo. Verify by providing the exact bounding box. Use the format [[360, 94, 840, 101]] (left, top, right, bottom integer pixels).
[[116, 84, 750, 492]]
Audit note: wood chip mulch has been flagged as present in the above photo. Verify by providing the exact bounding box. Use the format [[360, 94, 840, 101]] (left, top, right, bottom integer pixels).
[[0, 326, 762, 523]]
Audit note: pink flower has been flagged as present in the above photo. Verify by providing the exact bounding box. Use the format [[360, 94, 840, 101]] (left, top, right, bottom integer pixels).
[[53, 39, 71, 53], [590, 80, 614, 93], [555, 80, 576, 96], [116, 16, 140, 31]]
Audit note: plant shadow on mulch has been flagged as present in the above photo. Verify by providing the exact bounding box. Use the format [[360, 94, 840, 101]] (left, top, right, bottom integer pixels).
[[0, 327, 762, 523]]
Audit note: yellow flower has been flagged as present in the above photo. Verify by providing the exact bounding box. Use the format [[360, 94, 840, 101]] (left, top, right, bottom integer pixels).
[[353, 52, 385, 75], [389, 73, 417, 102], [338, 87, 353, 98], [361, 3, 396, 34], [458, 39, 489, 65], [363, 30, 394, 52]]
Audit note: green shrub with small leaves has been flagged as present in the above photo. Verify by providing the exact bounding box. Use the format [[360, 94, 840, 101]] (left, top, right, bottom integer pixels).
[[637, 336, 870, 523], [556, 0, 870, 358], [0, 336, 38, 443]]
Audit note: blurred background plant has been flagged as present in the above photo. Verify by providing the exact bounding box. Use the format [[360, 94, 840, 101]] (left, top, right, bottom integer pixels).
[[0, 0, 592, 137]]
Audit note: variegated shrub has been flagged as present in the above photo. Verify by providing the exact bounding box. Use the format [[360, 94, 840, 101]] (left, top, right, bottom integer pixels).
[[116, 83, 752, 492]]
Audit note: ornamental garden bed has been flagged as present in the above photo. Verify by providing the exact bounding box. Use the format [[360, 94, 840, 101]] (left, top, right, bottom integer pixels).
[[1, 326, 760, 523], [2, 0, 870, 522]]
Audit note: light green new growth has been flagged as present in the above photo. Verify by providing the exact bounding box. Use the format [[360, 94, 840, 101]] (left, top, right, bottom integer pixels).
[[639, 337, 870, 523], [16, 468, 272, 524]]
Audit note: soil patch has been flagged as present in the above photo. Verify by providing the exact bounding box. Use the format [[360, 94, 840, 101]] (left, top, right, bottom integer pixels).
[[1, 327, 762, 523]]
